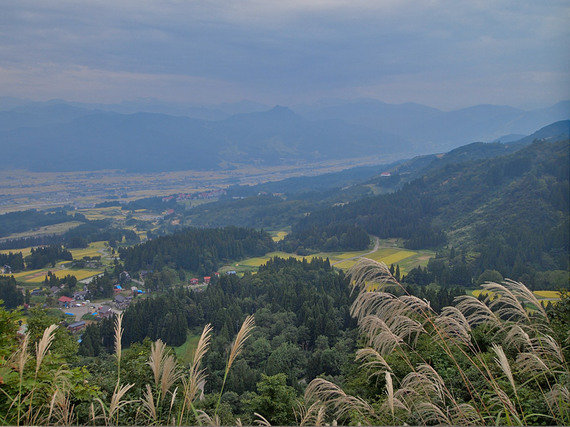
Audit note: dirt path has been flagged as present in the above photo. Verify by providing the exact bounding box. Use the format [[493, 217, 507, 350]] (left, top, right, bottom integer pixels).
[[331, 236, 380, 266]]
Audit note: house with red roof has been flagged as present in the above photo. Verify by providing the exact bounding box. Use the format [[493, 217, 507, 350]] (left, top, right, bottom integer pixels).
[[58, 296, 73, 307]]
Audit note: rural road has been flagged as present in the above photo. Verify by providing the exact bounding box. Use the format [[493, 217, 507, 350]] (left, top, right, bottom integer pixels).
[[331, 236, 380, 266]]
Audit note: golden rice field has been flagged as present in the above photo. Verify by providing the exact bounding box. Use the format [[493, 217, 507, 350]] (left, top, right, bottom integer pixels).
[[472, 289, 561, 304], [12, 268, 104, 283], [271, 231, 288, 242], [237, 251, 306, 267], [69, 241, 108, 259], [0, 247, 32, 257], [1, 241, 109, 259], [533, 290, 562, 299], [229, 244, 433, 276]]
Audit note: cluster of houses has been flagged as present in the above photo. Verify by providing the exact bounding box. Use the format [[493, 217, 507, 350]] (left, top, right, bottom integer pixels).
[[189, 272, 224, 286]]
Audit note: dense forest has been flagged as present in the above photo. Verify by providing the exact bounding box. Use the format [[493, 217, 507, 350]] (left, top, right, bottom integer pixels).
[[119, 226, 275, 275], [0, 123, 568, 426], [290, 139, 569, 282]]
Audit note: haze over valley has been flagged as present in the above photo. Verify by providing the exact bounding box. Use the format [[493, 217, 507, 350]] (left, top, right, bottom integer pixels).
[[0, 1, 569, 426]]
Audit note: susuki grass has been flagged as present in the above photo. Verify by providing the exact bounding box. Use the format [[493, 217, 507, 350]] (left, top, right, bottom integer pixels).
[[1, 258, 567, 426], [304, 258, 570, 426]]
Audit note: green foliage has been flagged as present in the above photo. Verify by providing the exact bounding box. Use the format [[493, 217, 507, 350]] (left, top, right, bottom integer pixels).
[[119, 226, 275, 274], [306, 259, 570, 426], [281, 223, 370, 254], [0, 276, 24, 309], [248, 373, 297, 425], [292, 139, 569, 280], [26, 245, 73, 270]]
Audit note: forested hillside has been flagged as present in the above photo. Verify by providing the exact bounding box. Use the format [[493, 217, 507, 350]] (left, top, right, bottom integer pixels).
[[119, 226, 275, 275], [289, 137, 569, 281]]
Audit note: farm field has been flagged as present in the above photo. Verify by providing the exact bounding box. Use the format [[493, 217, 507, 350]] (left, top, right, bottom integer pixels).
[[12, 267, 105, 284], [270, 231, 288, 242], [225, 239, 434, 275], [2, 241, 111, 263], [472, 289, 561, 304], [0, 221, 83, 241], [69, 241, 109, 259], [7, 241, 111, 284]]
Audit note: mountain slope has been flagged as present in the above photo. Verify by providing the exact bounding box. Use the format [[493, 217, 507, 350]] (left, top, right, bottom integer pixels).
[[0, 105, 407, 172], [289, 123, 569, 277], [1, 98, 567, 173]]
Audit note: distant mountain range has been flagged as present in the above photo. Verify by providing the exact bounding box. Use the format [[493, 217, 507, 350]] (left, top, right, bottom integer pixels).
[[0, 97, 568, 173]]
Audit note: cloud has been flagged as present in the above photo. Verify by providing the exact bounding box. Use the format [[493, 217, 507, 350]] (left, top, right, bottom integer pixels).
[[0, 0, 568, 108]]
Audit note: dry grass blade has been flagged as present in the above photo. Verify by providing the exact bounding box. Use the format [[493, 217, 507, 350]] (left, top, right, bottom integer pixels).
[[227, 314, 255, 371], [351, 291, 399, 322], [114, 312, 124, 361], [358, 315, 403, 355], [15, 332, 30, 376], [142, 383, 157, 422], [546, 384, 570, 418], [530, 334, 566, 369], [295, 400, 327, 426], [254, 412, 272, 426], [482, 281, 530, 324], [160, 354, 181, 398], [504, 324, 532, 350], [435, 306, 472, 345], [415, 401, 452, 425], [400, 364, 447, 403], [385, 371, 395, 419], [489, 387, 519, 421], [492, 344, 517, 393], [47, 388, 76, 426], [148, 339, 167, 387], [35, 324, 58, 374], [355, 347, 392, 376], [108, 382, 135, 423], [348, 258, 401, 293], [305, 377, 375, 423], [449, 403, 481, 425], [454, 294, 504, 330], [197, 410, 220, 426], [184, 323, 213, 405]]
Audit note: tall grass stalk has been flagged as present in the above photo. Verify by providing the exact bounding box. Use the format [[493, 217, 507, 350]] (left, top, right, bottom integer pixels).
[[214, 314, 255, 417], [305, 258, 569, 426], [178, 323, 213, 425]]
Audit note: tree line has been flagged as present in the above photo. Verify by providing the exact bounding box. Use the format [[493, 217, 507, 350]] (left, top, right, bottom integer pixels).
[[119, 226, 275, 275]]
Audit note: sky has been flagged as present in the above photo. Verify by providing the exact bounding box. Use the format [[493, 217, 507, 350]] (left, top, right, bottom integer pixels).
[[1, 0, 569, 110]]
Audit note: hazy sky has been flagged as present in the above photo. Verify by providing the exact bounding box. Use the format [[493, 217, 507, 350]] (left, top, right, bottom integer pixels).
[[1, 0, 569, 110]]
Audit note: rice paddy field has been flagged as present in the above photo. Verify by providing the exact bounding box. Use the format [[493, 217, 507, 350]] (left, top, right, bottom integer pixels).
[[226, 239, 435, 276], [471, 289, 561, 305], [7, 241, 111, 284], [69, 241, 109, 259], [270, 231, 288, 242], [12, 267, 104, 284]]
